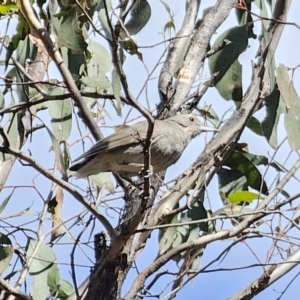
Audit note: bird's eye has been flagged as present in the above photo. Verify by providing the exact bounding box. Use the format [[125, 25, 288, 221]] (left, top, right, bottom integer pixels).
[[189, 116, 194, 122]]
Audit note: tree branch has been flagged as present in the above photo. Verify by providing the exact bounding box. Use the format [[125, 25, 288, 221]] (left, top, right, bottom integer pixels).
[[19, 0, 103, 140], [0, 127, 116, 242], [125, 156, 300, 298], [0, 277, 32, 300]]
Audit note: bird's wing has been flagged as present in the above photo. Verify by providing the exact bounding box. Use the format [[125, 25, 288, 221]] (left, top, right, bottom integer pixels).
[[73, 122, 153, 162]]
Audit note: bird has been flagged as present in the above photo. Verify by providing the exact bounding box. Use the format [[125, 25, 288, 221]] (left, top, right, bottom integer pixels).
[[69, 114, 217, 178]]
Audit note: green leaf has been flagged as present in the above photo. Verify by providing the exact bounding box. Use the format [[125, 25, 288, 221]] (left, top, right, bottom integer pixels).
[[223, 151, 268, 195], [158, 214, 178, 256], [188, 201, 208, 233], [0, 191, 13, 214], [66, 50, 85, 81], [235, 2, 255, 39], [209, 25, 248, 87], [97, 1, 113, 40], [159, 0, 171, 15], [47, 264, 61, 290], [26, 239, 56, 300], [80, 41, 112, 92], [196, 105, 221, 128], [277, 64, 293, 110], [26, 239, 56, 275], [0, 233, 13, 275], [217, 168, 248, 200], [269, 161, 286, 172], [174, 201, 208, 261], [47, 265, 74, 299], [57, 279, 74, 298], [56, 7, 86, 53], [229, 191, 263, 204], [277, 64, 300, 150], [5, 15, 29, 68], [0, 3, 19, 15], [261, 85, 283, 148], [241, 153, 268, 166], [44, 124, 67, 178], [214, 57, 243, 102], [280, 189, 290, 199], [163, 20, 176, 34], [188, 255, 201, 284], [80, 76, 111, 90], [247, 116, 264, 136], [121, 38, 143, 61], [47, 84, 72, 141], [171, 222, 189, 263], [123, 0, 151, 36], [1, 96, 19, 161], [254, 0, 271, 30], [87, 41, 111, 71]]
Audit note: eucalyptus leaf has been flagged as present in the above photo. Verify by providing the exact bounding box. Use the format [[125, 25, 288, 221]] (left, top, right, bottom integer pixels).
[[123, 0, 151, 36]]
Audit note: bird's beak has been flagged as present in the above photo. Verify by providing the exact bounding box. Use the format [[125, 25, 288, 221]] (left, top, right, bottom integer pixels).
[[201, 125, 218, 132]]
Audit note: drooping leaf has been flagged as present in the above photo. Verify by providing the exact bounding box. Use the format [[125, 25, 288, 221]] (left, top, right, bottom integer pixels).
[[47, 87, 72, 141], [254, 0, 271, 31], [159, 0, 171, 15], [56, 7, 86, 53], [1, 96, 19, 161], [44, 124, 67, 178], [26, 239, 56, 300], [277, 64, 300, 150], [121, 38, 143, 61], [47, 264, 61, 290], [223, 150, 268, 195], [217, 168, 248, 202], [97, 0, 113, 40], [0, 191, 13, 214], [209, 25, 248, 87], [247, 116, 264, 136], [196, 105, 221, 128], [66, 49, 85, 81], [214, 59, 243, 102], [80, 41, 112, 92], [261, 85, 283, 148], [277, 64, 293, 110], [241, 153, 268, 166], [57, 279, 74, 298], [5, 14, 29, 67], [123, 0, 151, 36], [163, 20, 176, 34], [235, 1, 255, 38], [187, 201, 208, 233], [80, 76, 111, 90], [26, 239, 56, 274], [187, 255, 201, 284], [158, 214, 178, 256], [284, 83, 300, 151]]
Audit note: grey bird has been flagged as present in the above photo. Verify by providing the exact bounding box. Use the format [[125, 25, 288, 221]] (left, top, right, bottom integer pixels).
[[69, 114, 217, 178]]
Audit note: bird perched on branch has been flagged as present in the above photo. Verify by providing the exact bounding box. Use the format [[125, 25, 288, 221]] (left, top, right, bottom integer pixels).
[[69, 114, 217, 178]]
